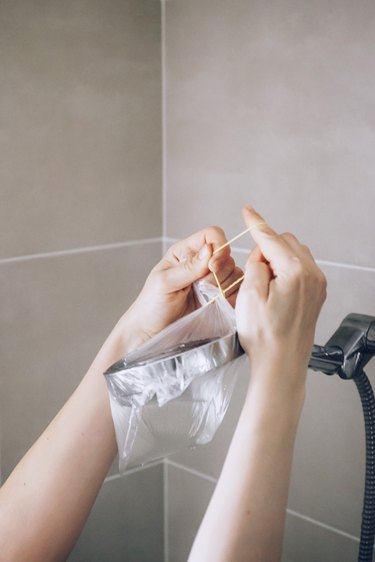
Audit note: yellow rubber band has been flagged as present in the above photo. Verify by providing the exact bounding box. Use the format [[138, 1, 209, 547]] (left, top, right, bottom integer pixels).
[[223, 274, 245, 295], [204, 222, 265, 307], [213, 270, 225, 299], [204, 274, 245, 307], [213, 221, 267, 255]]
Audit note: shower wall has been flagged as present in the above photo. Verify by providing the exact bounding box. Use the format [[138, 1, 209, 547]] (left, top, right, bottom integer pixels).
[[0, 1, 163, 561], [2, 1, 375, 561], [163, 1, 375, 561]]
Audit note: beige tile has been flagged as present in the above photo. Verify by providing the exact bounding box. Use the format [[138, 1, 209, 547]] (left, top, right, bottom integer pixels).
[[170, 258, 375, 539], [0, 0, 161, 258], [166, 464, 360, 562], [166, 463, 215, 562], [282, 511, 359, 562], [69, 464, 164, 562], [165, 0, 375, 267], [0, 241, 162, 480], [287, 369, 365, 540], [314, 263, 375, 345], [288, 263, 375, 537]]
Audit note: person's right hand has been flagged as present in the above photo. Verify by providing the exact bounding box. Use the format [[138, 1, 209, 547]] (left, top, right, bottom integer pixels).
[[235, 206, 327, 390]]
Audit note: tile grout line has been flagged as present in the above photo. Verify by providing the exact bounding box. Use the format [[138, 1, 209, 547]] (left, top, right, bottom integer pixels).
[[163, 460, 169, 562], [286, 508, 360, 544], [161, 0, 167, 241], [0, 237, 163, 265], [167, 459, 365, 546], [315, 259, 375, 273], [165, 459, 218, 484], [104, 459, 163, 483], [164, 237, 375, 273]]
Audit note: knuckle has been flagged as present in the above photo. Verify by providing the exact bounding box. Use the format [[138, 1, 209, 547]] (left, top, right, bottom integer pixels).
[[225, 256, 236, 270], [318, 271, 328, 298], [211, 224, 225, 235], [285, 257, 311, 289], [282, 231, 298, 243], [218, 255, 234, 269], [312, 266, 327, 286], [288, 256, 305, 276], [319, 270, 328, 287], [183, 259, 195, 272], [206, 225, 226, 239], [322, 284, 328, 302]]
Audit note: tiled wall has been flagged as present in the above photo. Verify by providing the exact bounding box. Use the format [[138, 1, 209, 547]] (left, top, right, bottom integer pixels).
[[2, 1, 375, 561], [0, 1, 163, 560], [164, 1, 375, 561]]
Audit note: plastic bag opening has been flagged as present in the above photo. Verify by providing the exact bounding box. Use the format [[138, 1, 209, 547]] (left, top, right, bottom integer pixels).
[[104, 281, 245, 472]]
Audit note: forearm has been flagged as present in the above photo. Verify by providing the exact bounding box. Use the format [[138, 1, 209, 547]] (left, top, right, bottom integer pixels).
[[0, 225, 235, 562], [189, 362, 306, 562], [189, 206, 325, 561], [0, 317, 138, 562]]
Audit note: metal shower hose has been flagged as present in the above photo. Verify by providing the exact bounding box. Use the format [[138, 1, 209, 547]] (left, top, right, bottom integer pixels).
[[354, 371, 375, 562]]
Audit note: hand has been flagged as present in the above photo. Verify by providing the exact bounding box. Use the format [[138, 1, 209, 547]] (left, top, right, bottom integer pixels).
[[117, 226, 243, 352], [236, 206, 327, 388]]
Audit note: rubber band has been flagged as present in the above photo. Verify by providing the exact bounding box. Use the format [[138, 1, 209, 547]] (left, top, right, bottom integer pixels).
[[204, 221, 266, 307], [204, 274, 245, 307], [223, 274, 245, 294], [213, 221, 267, 255], [213, 271, 225, 299]]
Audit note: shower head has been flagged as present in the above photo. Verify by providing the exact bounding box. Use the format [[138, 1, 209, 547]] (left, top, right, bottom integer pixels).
[[105, 332, 244, 388], [105, 314, 375, 384]]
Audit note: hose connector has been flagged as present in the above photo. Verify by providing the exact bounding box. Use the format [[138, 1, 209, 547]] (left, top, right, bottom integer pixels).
[[309, 314, 375, 379]]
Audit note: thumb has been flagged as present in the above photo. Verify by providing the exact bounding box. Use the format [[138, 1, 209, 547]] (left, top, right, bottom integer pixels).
[[161, 244, 212, 292]]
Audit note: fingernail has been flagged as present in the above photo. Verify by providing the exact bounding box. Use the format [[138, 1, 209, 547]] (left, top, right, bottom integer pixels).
[[244, 204, 256, 213], [198, 244, 210, 260]]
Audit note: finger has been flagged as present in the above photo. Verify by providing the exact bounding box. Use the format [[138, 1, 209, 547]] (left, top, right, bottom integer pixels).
[[160, 243, 213, 292], [220, 268, 245, 308], [281, 235, 326, 289], [240, 261, 273, 302], [226, 290, 240, 308], [280, 232, 305, 256], [206, 265, 244, 297], [221, 266, 245, 297], [203, 256, 236, 287], [280, 232, 318, 269], [158, 226, 231, 273], [208, 248, 232, 273], [242, 205, 295, 268], [247, 245, 268, 264], [171, 226, 228, 259]]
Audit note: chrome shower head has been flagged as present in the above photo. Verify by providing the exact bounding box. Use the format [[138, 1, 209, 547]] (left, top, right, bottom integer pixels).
[[105, 333, 244, 379]]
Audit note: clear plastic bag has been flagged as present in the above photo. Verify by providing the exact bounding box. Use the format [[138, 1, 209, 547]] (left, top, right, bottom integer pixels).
[[104, 281, 245, 472]]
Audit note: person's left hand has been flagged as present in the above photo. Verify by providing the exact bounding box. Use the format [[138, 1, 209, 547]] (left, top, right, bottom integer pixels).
[[115, 226, 243, 353]]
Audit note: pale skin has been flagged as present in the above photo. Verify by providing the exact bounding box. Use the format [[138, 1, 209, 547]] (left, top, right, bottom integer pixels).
[[0, 206, 326, 562], [189, 207, 327, 561]]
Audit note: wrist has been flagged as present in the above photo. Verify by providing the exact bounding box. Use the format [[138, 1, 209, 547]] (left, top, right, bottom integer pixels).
[[111, 307, 149, 356], [87, 311, 146, 380], [245, 356, 307, 420], [248, 341, 310, 383], [244, 379, 306, 434]]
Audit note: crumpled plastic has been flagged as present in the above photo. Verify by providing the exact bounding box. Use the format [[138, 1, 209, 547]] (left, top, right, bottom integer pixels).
[[104, 280, 245, 472]]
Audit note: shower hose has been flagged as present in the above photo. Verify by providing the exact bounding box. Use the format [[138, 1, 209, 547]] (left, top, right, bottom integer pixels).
[[354, 371, 375, 562]]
